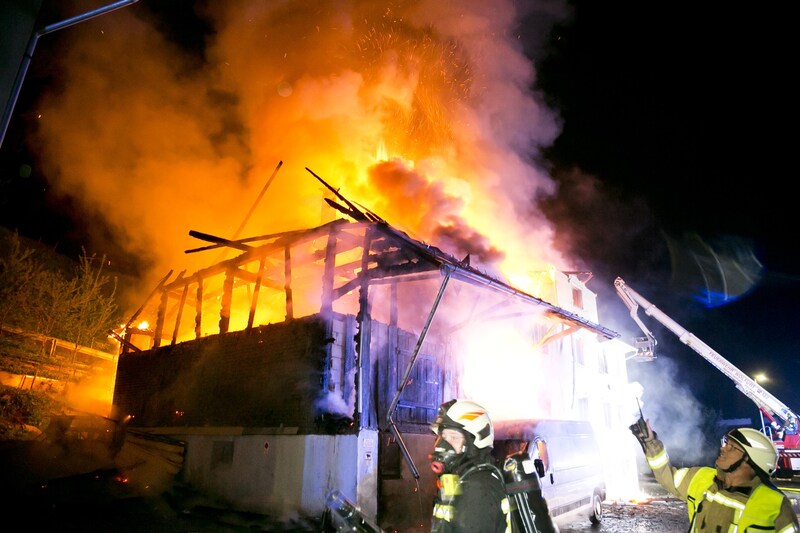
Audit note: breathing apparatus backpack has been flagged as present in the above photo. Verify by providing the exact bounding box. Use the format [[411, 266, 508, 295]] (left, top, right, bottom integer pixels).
[[501, 452, 558, 533], [324, 452, 558, 533]]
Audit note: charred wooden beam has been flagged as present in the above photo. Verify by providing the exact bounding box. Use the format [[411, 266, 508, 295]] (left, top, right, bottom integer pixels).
[[284, 245, 293, 320], [219, 267, 235, 334], [194, 281, 202, 339], [184, 219, 357, 254], [320, 224, 340, 394], [356, 226, 375, 428], [247, 256, 267, 330], [358, 227, 374, 319], [108, 328, 140, 353], [179, 221, 357, 288], [307, 167, 369, 222], [154, 288, 168, 348], [188, 230, 253, 252], [171, 283, 189, 345], [233, 266, 281, 289], [368, 272, 442, 285], [323, 197, 362, 221], [332, 260, 439, 300], [123, 269, 173, 330]]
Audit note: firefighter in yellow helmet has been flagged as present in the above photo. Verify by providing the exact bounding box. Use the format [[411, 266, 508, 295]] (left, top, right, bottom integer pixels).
[[631, 419, 799, 532], [428, 399, 512, 532]]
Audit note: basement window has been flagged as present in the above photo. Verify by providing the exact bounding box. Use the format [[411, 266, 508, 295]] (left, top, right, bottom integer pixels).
[[212, 440, 234, 468]]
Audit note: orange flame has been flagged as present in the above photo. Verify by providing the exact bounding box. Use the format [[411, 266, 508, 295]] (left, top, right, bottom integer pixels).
[[29, 0, 644, 502]]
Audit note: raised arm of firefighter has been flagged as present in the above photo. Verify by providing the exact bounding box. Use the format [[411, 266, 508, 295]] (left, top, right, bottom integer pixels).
[[629, 419, 800, 532], [629, 417, 686, 498]]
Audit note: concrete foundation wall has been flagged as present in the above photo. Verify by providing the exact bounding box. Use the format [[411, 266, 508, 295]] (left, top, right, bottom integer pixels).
[[179, 432, 359, 520]]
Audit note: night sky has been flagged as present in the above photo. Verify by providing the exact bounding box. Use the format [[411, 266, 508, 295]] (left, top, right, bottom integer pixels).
[[1, 1, 797, 429], [533, 2, 799, 425]]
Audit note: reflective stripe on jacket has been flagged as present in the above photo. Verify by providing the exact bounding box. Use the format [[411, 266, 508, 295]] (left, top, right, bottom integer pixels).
[[685, 467, 789, 533], [431, 463, 512, 533], [642, 439, 799, 533]]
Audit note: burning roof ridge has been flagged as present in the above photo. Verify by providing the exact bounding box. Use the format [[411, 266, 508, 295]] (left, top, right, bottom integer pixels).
[[177, 167, 619, 341]]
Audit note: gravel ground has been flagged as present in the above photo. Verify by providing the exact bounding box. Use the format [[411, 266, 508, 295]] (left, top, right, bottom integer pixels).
[[560, 475, 800, 533], [4, 447, 798, 533], [560, 497, 688, 533], [7, 472, 688, 533], [13, 492, 688, 533]]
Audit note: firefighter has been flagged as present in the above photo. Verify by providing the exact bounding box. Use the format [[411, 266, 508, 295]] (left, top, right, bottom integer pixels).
[[429, 399, 512, 532], [631, 419, 799, 532]]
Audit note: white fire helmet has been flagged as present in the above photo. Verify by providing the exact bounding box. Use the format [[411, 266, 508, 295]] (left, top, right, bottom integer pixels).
[[726, 427, 779, 476], [430, 399, 494, 449]]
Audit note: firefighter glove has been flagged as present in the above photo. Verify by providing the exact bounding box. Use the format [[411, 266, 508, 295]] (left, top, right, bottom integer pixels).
[[629, 417, 656, 450]]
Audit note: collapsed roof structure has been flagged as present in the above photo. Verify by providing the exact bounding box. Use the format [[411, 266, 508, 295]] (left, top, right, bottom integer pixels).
[[122, 169, 618, 352], [111, 170, 632, 531]]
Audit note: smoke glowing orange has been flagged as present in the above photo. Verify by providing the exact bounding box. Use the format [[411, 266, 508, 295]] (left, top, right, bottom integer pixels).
[[32, 0, 568, 311], [30, 0, 644, 501]]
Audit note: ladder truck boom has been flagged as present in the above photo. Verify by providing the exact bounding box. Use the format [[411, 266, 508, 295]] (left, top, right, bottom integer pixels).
[[614, 277, 798, 438]]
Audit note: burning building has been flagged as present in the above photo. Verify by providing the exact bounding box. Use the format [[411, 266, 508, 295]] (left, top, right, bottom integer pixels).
[[11, 2, 649, 529], [111, 182, 640, 531]]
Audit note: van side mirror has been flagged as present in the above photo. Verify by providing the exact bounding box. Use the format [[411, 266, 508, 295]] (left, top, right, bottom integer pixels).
[[533, 458, 545, 478]]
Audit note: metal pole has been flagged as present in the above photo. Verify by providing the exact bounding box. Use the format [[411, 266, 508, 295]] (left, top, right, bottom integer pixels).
[[0, 0, 140, 148], [388, 418, 420, 480], [383, 267, 452, 481], [385, 267, 452, 423]]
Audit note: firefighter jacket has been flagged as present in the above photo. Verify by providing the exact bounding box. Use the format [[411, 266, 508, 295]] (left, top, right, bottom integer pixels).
[[642, 437, 799, 532], [431, 449, 512, 533]]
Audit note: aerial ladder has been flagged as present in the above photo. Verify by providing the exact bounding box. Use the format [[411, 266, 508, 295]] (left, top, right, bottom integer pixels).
[[614, 277, 800, 476]]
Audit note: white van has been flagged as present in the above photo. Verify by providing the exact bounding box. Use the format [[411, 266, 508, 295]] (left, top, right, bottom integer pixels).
[[492, 419, 606, 529]]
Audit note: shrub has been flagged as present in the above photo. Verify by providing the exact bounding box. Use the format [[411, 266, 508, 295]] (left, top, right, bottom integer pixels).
[[0, 384, 61, 440]]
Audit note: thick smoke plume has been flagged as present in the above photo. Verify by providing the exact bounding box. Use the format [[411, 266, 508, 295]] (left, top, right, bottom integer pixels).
[[31, 0, 571, 310], [17, 0, 733, 492], [29, 1, 718, 464]]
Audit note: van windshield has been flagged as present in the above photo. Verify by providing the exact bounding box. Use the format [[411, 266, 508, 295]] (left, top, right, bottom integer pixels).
[[492, 439, 529, 466]]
